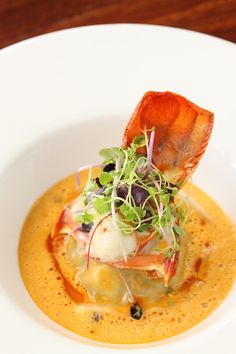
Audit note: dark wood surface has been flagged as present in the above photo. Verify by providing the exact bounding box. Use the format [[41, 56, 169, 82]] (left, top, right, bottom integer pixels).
[[0, 0, 236, 49]]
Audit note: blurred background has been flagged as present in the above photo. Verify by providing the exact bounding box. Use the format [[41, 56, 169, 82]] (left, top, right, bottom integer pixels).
[[0, 0, 236, 48]]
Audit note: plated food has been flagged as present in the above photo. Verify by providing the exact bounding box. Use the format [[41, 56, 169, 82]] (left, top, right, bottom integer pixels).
[[19, 91, 236, 344]]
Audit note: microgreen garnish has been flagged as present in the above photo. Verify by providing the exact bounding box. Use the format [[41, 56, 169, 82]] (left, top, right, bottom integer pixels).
[[93, 197, 111, 214], [173, 225, 186, 237], [99, 172, 113, 185], [76, 211, 95, 224], [81, 128, 185, 257]]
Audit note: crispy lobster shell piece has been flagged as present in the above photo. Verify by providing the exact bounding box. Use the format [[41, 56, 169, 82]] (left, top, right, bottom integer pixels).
[[123, 91, 214, 186]]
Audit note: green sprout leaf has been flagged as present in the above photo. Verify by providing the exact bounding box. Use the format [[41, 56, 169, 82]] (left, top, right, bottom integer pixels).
[[76, 211, 95, 224], [165, 248, 174, 258], [160, 194, 170, 204], [151, 216, 160, 226], [173, 225, 185, 237], [120, 204, 139, 222], [99, 172, 112, 185], [171, 187, 179, 196], [99, 147, 124, 161], [177, 207, 185, 222], [148, 186, 157, 197], [160, 216, 167, 228], [83, 179, 98, 194], [93, 197, 111, 214], [134, 206, 144, 218], [175, 242, 180, 251], [164, 205, 172, 222], [132, 135, 146, 148], [138, 223, 150, 232]]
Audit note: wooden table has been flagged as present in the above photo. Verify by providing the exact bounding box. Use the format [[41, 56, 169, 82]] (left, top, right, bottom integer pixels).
[[0, 0, 236, 49]]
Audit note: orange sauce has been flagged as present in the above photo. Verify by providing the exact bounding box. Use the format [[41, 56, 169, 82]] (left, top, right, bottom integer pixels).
[[18, 173, 236, 344]]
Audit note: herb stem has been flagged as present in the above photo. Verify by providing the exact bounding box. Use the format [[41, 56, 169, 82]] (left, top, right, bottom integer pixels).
[[147, 130, 155, 171]]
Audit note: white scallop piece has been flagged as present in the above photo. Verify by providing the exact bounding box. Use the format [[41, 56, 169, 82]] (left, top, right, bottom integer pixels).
[[89, 216, 137, 262]]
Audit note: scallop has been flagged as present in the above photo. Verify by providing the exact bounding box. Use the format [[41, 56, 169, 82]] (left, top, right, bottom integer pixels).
[[89, 216, 137, 262]]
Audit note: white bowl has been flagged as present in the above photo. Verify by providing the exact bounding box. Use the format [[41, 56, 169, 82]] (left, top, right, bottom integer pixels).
[[0, 24, 236, 354]]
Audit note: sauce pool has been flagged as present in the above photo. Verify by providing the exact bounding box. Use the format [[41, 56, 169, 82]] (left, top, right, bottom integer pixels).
[[18, 172, 236, 344]]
